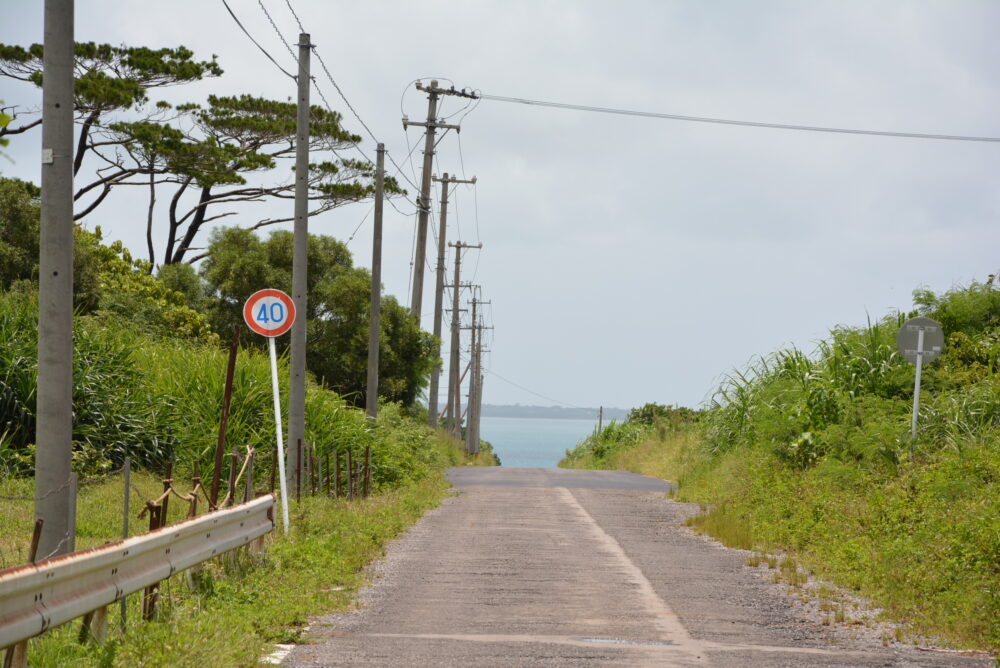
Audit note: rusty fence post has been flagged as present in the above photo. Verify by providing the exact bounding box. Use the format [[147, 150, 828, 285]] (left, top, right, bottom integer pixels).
[[190, 462, 200, 518], [142, 504, 161, 620], [244, 449, 255, 504], [160, 462, 173, 527], [211, 327, 240, 507]]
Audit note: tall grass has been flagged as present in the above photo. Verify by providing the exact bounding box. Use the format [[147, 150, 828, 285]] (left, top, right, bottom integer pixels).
[[562, 281, 1000, 652], [0, 292, 467, 488]]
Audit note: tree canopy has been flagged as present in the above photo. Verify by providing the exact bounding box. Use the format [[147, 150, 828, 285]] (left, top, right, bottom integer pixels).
[[201, 227, 435, 407], [0, 42, 401, 267]]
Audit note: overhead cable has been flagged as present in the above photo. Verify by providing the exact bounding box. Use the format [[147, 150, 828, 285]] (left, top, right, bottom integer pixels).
[[480, 93, 1000, 144], [219, 0, 295, 79]]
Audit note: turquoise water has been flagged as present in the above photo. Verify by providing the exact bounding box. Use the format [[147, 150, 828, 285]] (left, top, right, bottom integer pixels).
[[479, 416, 599, 468]]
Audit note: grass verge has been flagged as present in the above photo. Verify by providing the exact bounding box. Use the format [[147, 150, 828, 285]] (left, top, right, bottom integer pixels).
[[564, 427, 999, 653], [1, 471, 452, 667]]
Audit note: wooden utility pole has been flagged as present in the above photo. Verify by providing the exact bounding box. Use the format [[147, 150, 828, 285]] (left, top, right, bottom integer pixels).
[[287, 33, 311, 494], [366, 144, 385, 419], [427, 173, 476, 428], [35, 0, 75, 560], [402, 80, 475, 323], [445, 242, 481, 438]]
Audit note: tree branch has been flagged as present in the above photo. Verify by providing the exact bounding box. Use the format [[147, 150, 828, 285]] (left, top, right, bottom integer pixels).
[[73, 110, 100, 176], [0, 117, 42, 137]]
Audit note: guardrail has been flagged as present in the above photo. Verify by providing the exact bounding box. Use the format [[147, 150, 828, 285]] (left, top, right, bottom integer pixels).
[[0, 494, 274, 651]]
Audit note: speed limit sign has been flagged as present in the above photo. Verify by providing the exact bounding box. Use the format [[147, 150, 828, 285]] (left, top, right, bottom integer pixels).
[[243, 288, 296, 338]]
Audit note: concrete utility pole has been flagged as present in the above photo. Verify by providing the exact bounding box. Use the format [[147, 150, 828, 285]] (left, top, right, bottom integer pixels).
[[427, 173, 476, 428], [366, 144, 385, 419], [465, 297, 492, 456], [467, 295, 479, 454], [35, 0, 75, 560], [287, 33, 311, 493], [445, 242, 481, 438], [402, 80, 475, 323]]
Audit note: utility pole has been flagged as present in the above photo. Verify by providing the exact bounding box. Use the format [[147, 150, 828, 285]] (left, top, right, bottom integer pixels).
[[366, 144, 385, 419], [287, 33, 311, 493], [402, 80, 476, 323], [35, 0, 75, 559], [445, 242, 481, 438], [467, 294, 478, 454], [427, 172, 476, 428], [465, 297, 492, 456]]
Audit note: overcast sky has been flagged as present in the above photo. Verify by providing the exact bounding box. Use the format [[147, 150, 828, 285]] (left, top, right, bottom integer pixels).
[[2, 1, 999, 411]]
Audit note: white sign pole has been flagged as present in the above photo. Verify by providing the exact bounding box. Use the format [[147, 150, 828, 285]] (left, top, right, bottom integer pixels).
[[910, 327, 925, 450], [268, 337, 291, 533]]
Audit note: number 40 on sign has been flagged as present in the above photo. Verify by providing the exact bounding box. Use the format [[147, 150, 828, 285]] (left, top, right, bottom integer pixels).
[[243, 289, 296, 338]]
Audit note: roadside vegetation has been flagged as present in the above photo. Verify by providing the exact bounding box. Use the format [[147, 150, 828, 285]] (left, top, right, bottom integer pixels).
[[561, 281, 1000, 653], [0, 39, 496, 666], [0, 177, 494, 665]]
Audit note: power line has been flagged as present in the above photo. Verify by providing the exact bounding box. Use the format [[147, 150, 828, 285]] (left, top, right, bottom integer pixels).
[[480, 93, 1000, 144], [219, 0, 295, 79], [257, 0, 297, 62], [471, 362, 591, 411], [282, 0, 305, 33]]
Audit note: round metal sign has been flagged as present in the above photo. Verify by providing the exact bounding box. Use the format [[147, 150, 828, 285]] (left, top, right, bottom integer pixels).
[[896, 316, 944, 365], [243, 289, 296, 338]]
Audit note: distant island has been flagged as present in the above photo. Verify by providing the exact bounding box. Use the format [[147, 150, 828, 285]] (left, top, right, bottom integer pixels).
[[479, 404, 629, 420]]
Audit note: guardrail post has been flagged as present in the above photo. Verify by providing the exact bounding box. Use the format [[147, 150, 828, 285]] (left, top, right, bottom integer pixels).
[[142, 503, 161, 620], [3, 520, 42, 668], [0, 496, 277, 652], [78, 604, 107, 644]]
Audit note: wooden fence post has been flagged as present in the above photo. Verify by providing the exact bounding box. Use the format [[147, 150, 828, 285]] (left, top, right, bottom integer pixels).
[[346, 450, 353, 501], [334, 452, 341, 499]]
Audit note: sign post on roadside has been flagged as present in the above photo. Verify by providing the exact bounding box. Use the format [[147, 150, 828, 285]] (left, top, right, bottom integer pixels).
[[244, 289, 296, 532], [896, 316, 944, 452]]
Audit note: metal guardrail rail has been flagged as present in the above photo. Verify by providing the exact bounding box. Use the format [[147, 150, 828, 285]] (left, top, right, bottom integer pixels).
[[0, 494, 275, 650]]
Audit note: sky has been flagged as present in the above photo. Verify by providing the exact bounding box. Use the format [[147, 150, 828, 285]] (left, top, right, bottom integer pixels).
[[2, 1, 999, 411]]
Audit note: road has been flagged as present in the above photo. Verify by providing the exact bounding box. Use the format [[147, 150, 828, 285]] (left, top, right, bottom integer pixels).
[[284, 467, 990, 667]]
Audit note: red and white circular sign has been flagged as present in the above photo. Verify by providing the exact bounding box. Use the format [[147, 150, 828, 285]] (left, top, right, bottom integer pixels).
[[243, 289, 296, 338]]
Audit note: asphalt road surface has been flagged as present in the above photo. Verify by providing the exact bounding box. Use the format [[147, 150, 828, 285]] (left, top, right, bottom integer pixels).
[[284, 467, 990, 667]]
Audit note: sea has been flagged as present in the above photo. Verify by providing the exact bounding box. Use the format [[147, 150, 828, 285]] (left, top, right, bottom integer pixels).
[[478, 416, 601, 468]]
